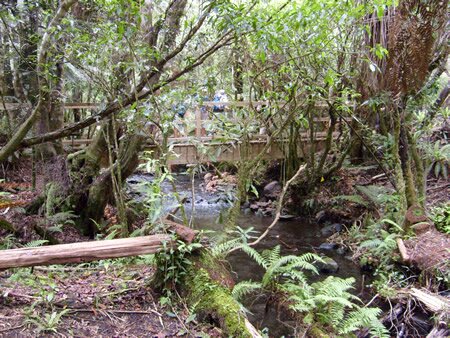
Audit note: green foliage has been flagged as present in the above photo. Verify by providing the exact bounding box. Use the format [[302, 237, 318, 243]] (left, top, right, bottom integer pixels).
[[211, 226, 259, 258], [232, 246, 388, 336], [154, 236, 203, 293], [426, 142, 450, 180], [22, 240, 49, 248], [431, 203, 450, 234], [25, 309, 71, 334], [284, 276, 388, 337], [0, 234, 16, 249], [332, 194, 369, 207]]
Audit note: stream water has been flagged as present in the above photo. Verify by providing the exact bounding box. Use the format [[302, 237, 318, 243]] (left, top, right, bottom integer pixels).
[[128, 172, 367, 336]]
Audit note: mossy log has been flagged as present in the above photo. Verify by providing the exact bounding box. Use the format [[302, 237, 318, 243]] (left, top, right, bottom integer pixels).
[[182, 252, 261, 338]]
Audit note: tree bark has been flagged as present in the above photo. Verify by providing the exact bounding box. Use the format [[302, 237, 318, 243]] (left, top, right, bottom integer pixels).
[[0, 0, 76, 162]]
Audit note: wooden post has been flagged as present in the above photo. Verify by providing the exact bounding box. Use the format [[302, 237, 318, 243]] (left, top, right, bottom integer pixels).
[[195, 107, 202, 138]]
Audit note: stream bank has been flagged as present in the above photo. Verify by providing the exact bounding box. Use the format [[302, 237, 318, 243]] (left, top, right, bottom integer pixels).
[[127, 171, 368, 336]]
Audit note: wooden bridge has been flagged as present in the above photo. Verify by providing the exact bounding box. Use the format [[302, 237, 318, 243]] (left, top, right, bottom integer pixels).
[[3, 101, 342, 165]]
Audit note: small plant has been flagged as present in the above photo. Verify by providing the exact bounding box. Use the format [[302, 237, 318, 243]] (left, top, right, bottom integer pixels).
[[426, 142, 449, 180], [154, 235, 203, 293], [431, 203, 450, 234], [25, 309, 71, 333]]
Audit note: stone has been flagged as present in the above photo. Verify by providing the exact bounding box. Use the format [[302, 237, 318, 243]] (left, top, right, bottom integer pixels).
[[318, 243, 338, 250], [243, 208, 251, 215], [336, 246, 347, 255], [320, 223, 343, 237], [279, 214, 296, 221], [317, 256, 339, 273], [250, 203, 259, 211], [204, 173, 213, 182], [315, 210, 327, 223], [263, 181, 281, 199]]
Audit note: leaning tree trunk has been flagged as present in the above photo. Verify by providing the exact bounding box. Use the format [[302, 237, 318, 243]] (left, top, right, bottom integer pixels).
[[64, 120, 144, 236]]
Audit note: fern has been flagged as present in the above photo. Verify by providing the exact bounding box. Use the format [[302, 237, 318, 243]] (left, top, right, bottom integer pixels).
[[355, 185, 390, 206], [240, 244, 268, 270], [22, 240, 49, 248], [232, 281, 262, 301], [232, 245, 388, 336], [338, 307, 389, 337], [47, 211, 77, 226], [332, 194, 368, 207], [210, 238, 242, 258]]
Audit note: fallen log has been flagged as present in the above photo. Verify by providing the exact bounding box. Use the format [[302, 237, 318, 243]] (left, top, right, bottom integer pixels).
[[182, 252, 262, 338], [409, 288, 450, 313], [0, 234, 172, 270]]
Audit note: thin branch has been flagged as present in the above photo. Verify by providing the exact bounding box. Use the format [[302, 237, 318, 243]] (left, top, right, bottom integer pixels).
[[229, 164, 306, 253]]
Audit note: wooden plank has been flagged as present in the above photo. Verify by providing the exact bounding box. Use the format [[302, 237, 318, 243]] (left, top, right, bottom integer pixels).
[[0, 234, 172, 269]]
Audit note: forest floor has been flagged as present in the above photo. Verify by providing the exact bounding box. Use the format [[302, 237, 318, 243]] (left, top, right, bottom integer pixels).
[[0, 263, 219, 337]]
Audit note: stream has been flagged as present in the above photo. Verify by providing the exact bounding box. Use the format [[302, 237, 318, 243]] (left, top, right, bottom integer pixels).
[[128, 172, 367, 336]]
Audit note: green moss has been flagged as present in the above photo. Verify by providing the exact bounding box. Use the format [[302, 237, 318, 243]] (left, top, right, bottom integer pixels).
[[185, 256, 253, 338]]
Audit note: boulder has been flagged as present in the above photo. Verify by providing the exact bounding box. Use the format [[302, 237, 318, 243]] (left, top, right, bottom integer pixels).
[[317, 256, 339, 273], [263, 181, 281, 199]]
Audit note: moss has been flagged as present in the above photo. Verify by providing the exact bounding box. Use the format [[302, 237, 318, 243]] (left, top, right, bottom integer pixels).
[[184, 254, 253, 337]]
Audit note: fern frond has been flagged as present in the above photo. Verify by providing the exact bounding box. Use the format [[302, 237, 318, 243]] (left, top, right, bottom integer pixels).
[[23, 240, 49, 248], [360, 238, 382, 248], [210, 238, 242, 258], [332, 194, 368, 207], [261, 245, 281, 265], [339, 307, 389, 337], [355, 185, 389, 206], [240, 244, 268, 269], [232, 281, 262, 301]]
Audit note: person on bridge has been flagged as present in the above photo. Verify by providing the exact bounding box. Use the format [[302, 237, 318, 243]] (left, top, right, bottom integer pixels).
[[212, 89, 228, 113]]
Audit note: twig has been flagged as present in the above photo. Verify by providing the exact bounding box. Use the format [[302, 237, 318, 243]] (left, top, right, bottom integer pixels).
[[427, 183, 449, 192], [70, 308, 163, 317], [229, 165, 305, 253], [0, 324, 25, 333], [153, 301, 165, 329], [3, 291, 39, 300]]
